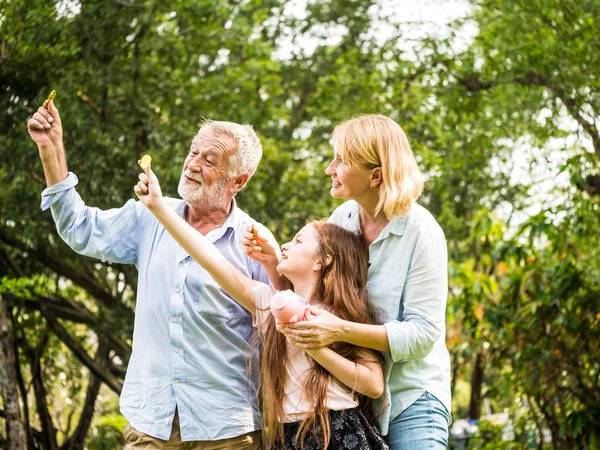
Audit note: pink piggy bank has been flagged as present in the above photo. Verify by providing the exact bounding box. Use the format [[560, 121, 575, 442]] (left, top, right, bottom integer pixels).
[[270, 290, 308, 324]]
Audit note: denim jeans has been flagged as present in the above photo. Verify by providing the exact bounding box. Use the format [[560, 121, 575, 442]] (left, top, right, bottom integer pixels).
[[385, 391, 450, 450]]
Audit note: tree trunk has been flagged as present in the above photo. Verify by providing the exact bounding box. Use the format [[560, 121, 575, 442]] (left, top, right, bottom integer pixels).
[[13, 337, 36, 450], [61, 340, 110, 450], [0, 294, 27, 450], [450, 351, 459, 401], [468, 351, 485, 420], [22, 336, 58, 450]]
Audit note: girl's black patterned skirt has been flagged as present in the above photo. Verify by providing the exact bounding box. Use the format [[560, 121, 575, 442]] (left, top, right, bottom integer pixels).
[[278, 408, 390, 450]]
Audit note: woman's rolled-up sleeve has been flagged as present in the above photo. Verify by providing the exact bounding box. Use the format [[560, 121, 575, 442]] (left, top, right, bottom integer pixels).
[[383, 228, 448, 363]]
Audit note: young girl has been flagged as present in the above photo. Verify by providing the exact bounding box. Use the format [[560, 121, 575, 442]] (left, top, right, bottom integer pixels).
[[134, 166, 389, 450]]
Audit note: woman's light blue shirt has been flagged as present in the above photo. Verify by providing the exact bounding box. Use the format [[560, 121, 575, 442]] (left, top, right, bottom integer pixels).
[[329, 200, 451, 435]]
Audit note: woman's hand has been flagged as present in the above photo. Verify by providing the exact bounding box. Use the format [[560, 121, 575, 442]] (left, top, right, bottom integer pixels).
[[277, 308, 348, 349], [133, 165, 164, 210], [242, 222, 281, 266]]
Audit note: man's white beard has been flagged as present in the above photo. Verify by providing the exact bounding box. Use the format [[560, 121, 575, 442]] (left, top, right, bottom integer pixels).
[[178, 170, 229, 210]]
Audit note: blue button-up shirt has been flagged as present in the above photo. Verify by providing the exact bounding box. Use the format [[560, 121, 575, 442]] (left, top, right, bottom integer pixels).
[[41, 173, 269, 441], [329, 200, 451, 435]]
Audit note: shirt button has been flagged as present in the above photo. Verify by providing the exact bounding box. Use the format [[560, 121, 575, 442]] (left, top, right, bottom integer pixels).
[[172, 318, 178, 323], [174, 379, 180, 384], [174, 348, 179, 353], [175, 287, 181, 293]]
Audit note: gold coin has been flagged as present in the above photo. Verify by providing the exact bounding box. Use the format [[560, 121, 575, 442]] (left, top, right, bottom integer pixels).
[[47, 90, 56, 102], [140, 155, 152, 169]]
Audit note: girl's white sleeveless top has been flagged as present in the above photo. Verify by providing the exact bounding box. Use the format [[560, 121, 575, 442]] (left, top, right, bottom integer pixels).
[[254, 284, 359, 423]]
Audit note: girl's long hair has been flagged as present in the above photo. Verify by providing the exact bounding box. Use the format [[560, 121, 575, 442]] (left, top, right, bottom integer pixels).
[[258, 220, 385, 449]]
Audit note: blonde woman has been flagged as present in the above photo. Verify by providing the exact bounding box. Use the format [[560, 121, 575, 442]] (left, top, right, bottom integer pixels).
[[245, 115, 451, 449]]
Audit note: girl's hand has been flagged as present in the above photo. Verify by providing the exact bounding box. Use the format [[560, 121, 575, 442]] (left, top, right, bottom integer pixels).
[[278, 308, 347, 350], [133, 165, 164, 210], [242, 222, 281, 266]]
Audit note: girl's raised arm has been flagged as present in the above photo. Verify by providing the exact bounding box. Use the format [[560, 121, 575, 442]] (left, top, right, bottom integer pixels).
[[134, 166, 257, 312], [241, 224, 291, 291]]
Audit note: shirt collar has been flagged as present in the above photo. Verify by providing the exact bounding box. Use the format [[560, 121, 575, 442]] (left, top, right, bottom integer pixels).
[[178, 197, 241, 242], [346, 201, 407, 242], [220, 197, 242, 238], [386, 214, 407, 237]]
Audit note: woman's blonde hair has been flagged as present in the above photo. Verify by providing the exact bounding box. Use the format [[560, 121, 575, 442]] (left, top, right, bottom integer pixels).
[[332, 114, 425, 218]]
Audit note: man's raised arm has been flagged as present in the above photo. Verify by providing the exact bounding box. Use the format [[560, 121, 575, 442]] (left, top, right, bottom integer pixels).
[[27, 98, 68, 187]]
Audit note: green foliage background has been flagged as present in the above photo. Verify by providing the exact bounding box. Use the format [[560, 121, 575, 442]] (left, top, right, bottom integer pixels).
[[0, 0, 598, 449]]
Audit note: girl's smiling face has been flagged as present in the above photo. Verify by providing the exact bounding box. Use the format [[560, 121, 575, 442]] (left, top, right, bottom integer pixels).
[[277, 224, 322, 280]]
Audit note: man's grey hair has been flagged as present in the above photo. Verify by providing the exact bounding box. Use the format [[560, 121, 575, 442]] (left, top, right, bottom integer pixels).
[[192, 119, 263, 179]]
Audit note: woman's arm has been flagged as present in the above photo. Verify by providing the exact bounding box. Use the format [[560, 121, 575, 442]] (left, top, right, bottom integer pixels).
[[280, 231, 447, 362], [379, 233, 447, 362], [134, 166, 257, 311], [302, 346, 384, 399], [280, 309, 391, 352]]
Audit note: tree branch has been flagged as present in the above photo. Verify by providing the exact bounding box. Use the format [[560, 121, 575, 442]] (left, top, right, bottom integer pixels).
[[517, 71, 600, 157], [13, 292, 131, 361], [453, 70, 600, 157], [0, 228, 124, 311], [0, 230, 137, 349], [40, 307, 123, 394]]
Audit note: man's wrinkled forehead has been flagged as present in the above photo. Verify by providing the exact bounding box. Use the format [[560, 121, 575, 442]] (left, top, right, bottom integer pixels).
[[191, 127, 236, 156]]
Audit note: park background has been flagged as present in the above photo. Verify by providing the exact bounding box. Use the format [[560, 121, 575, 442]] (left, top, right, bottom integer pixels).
[[0, 0, 599, 448]]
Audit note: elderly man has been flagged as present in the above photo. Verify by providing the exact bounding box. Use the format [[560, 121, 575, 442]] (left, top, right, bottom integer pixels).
[[28, 100, 273, 449]]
